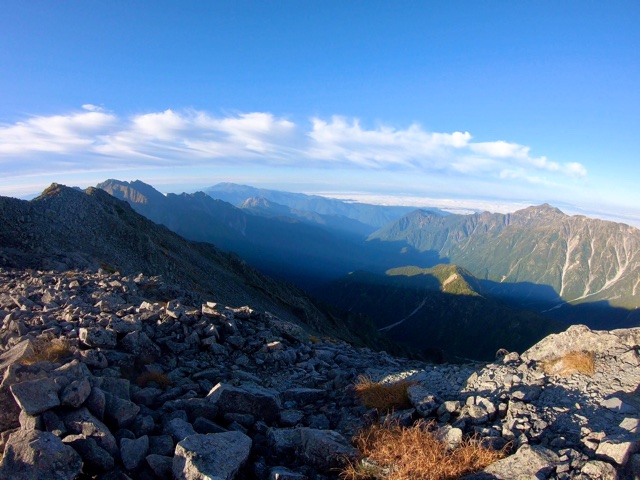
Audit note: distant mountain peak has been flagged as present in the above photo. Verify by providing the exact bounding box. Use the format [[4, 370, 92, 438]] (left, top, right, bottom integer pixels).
[[97, 179, 165, 204], [515, 203, 566, 217]]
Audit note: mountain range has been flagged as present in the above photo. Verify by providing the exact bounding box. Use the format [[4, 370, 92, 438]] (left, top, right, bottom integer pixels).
[[203, 182, 433, 228], [370, 206, 640, 314], [97, 179, 435, 289], [2, 179, 637, 359]]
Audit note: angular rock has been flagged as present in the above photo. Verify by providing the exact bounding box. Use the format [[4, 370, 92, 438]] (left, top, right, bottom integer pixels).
[[104, 391, 140, 428], [596, 433, 639, 466], [63, 407, 118, 456], [267, 427, 300, 455], [581, 460, 618, 479], [478, 444, 559, 479], [148, 434, 175, 456], [79, 327, 117, 348], [298, 428, 359, 471], [60, 377, 92, 407], [207, 382, 281, 423], [0, 339, 35, 371], [164, 418, 197, 443], [407, 384, 440, 417], [63, 434, 115, 473], [120, 435, 149, 471], [173, 432, 252, 480], [0, 429, 82, 480], [146, 454, 173, 479], [10, 376, 61, 415], [19, 410, 43, 431]]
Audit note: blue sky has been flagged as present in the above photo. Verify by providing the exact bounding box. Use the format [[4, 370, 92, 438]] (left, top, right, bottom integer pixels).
[[1, 1, 639, 225]]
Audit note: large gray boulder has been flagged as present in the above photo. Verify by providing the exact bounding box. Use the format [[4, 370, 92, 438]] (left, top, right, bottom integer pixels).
[[173, 432, 252, 480], [471, 444, 559, 480], [522, 324, 640, 362], [0, 429, 82, 480], [207, 382, 281, 423], [10, 377, 61, 415]]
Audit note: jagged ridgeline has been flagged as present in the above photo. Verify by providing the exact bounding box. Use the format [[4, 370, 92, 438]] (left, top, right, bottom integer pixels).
[[0, 183, 391, 351]]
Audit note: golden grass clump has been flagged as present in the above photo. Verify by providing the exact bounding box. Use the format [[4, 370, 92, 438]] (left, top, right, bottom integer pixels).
[[353, 375, 416, 411], [20, 337, 73, 365], [541, 350, 595, 377], [135, 370, 173, 388], [341, 419, 507, 480]]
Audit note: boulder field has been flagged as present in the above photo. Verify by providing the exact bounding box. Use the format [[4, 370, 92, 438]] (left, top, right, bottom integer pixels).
[[0, 267, 638, 479]]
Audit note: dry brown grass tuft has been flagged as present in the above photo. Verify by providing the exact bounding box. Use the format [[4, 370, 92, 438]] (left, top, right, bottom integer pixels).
[[20, 337, 73, 365], [353, 376, 416, 412], [541, 350, 595, 377], [341, 419, 507, 480], [135, 370, 173, 388]]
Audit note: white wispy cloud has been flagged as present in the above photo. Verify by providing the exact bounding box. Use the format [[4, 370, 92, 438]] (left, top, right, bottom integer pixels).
[[0, 106, 587, 185]]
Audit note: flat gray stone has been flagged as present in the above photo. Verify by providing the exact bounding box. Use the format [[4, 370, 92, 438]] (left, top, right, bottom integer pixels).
[[173, 432, 252, 480], [596, 433, 639, 466], [207, 382, 281, 423], [10, 377, 61, 415], [580, 460, 618, 479], [480, 444, 559, 480]]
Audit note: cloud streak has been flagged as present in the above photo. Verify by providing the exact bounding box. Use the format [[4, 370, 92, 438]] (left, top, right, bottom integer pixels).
[[0, 107, 586, 186]]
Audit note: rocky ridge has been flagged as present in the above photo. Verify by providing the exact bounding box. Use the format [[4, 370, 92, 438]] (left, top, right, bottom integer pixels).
[[0, 267, 639, 479]]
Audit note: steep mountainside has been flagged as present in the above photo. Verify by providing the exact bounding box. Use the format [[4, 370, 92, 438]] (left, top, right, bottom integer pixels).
[[97, 180, 433, 289], [0, 183, 388, 348], [318, 264, 563, 361], [204, 182, 431, 228], [98, 180, 375, 284], [369, 205, 640, 311]]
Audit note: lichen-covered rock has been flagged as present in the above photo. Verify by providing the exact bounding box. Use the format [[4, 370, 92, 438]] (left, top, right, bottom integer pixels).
[[173, 432, 252, 480]]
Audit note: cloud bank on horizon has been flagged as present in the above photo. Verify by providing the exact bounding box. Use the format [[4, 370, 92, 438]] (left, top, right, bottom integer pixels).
[[0, 105, 587, 192]]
